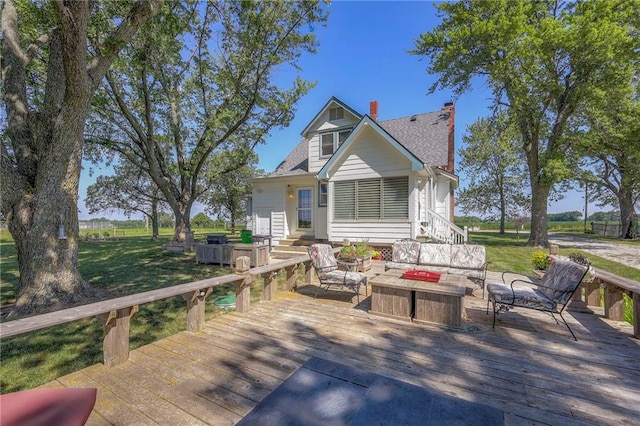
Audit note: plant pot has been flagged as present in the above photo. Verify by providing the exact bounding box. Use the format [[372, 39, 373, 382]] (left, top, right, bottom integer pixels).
[[357, 256, 372, 272]]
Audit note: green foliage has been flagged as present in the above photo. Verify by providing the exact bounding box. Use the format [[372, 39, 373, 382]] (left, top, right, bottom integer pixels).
[[86, 0, 329, 239], [531, 250, 550, 270], [191, 212, 213, 228], [588, 211, 621, 222], [338, 245, 356, 260], [547, 211, 583, 222], [354, 240, 372, 257], [412, 0, 640, 245], [457, 112, 529, 232]]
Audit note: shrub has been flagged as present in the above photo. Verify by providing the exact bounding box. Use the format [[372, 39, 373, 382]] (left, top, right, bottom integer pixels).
[[531, 250, 550, 270]]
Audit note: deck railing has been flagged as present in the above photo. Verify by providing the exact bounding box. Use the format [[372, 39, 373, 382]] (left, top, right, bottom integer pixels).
[[420, 208, 468, 244], [0, 253, 314, 367]]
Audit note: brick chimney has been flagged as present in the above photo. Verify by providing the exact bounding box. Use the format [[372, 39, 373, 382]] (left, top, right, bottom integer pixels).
[[443, 102, 455, 220], [369, 100, 379, 122]]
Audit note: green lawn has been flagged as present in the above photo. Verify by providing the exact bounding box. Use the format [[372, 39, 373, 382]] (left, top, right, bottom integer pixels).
[[0, 228, 281, 393], [0, 229, 637, 392]]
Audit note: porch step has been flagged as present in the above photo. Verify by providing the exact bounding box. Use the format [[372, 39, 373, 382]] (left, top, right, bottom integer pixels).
[[273, 245, 309, 253], [269, 250, 308, 260], [278, 238, 316, 247]]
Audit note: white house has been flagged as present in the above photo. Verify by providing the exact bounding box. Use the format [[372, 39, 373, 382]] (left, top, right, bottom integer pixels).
[[248, 97, 466, 247]]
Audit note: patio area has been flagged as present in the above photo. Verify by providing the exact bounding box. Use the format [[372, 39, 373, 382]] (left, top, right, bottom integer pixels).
[[41, 264, 640, 425]]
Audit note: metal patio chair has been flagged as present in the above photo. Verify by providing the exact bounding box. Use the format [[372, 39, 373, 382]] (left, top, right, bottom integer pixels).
[[308, 244, 368, 304]]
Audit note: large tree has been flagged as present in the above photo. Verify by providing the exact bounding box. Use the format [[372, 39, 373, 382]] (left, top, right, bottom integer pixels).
[[457, 113, 529, 233], [85, 160, 167, 240], [412, 0, 640, 246], [202, 155, 263, 235], [1, 0, 162, 317], [576, 76, 640, 239], [86, 0, 327, 242]]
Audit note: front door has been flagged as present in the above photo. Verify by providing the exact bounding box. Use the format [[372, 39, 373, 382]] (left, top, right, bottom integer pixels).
[[297, 188, 312, 230]]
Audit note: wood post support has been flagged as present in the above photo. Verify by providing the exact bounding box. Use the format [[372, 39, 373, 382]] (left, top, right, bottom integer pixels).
[[633, 293, 640, 339], [182, 288, 212, 332], [97, 305, 139, 368], [304, 260, 314, 284], [234, 277, 253, 313], [262, 271, 278, 301], [285, 264, 300, 291], [586, 281, 601, 308], [603, 284, 625, 321]]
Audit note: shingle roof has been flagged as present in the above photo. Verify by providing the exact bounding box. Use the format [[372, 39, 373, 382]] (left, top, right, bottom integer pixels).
[[267, 106, 451, 176], [379, 109, 450, 167], [271, 139, 310, 176]]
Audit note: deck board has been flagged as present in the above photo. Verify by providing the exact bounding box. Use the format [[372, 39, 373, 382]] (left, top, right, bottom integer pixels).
[[46, 274, 640, 426]]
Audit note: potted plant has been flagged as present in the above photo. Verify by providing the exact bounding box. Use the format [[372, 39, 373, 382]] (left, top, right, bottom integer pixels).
[[355, 240, 373, 272], [371, 250, 383, 261], [338, 245, 357, 261]]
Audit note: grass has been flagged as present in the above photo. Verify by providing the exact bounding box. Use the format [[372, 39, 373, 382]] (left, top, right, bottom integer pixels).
[[0, 228, 290, 393], [1, 229, 637, 392]]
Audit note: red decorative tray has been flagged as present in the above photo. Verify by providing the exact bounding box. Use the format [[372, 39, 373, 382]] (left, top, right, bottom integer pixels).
[[401, 270, 441, 282]]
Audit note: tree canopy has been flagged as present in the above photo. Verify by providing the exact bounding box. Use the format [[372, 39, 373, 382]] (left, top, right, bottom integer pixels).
[[457, 112, 529, 233], [412, 0, 640, 246], [86, 0, 328, 242]]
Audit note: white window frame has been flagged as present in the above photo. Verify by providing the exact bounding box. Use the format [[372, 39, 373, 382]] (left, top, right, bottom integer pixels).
[[319, 127, 352, 158], [318, 182, 328, 207]]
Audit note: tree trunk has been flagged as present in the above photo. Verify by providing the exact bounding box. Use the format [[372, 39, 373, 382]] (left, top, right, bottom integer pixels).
[[528, 181, 551, 247], [7, 99, 101, 317], [172, 206, 192, 242], [618, 190, 635, 239], [498, 185, 506, 234], [150, 199, 159, 240]]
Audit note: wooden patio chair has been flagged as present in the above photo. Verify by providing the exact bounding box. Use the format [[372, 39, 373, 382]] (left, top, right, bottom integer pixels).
[[487, 260, 589, 340], [308, 244, 368, 304]]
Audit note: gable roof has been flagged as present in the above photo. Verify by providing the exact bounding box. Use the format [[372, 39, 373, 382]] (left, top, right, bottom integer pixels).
[[267, 100, 452, 177], [317, 115, 424, 179], [300, 96, 362, 137]]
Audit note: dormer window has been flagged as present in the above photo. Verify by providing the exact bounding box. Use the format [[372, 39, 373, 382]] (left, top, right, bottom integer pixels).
[[320, 128, 352, 157], [329, 107, 344, 121]]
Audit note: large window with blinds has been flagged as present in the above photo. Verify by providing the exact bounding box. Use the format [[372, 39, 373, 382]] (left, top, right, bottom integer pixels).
[[334, 177, 409, 221]]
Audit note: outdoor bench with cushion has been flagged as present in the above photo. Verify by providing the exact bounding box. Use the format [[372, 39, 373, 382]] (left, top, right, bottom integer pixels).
[[385, 239, 488, 297]]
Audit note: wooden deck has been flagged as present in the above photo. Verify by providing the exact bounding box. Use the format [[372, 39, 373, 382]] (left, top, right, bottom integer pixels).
[[43, 267, 640, 425]]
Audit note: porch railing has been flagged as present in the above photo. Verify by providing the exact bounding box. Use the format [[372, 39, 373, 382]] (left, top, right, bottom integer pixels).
[[0, 254, 314, 368], [420, 208, 467, 244]]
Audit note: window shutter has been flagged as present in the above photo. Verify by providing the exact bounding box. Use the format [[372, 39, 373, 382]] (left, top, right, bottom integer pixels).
[[383, 177, 409, 219], [356, 179, 381, 219], [334, 181, 355, 219]]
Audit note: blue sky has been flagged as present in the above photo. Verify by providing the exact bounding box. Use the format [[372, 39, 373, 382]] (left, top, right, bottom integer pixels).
[[79, 1, 609, 220]]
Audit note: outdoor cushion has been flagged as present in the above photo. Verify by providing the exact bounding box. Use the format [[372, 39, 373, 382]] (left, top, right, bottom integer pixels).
[[450, 245, 486, 270], [319, 270, 367, 291], [447, 267, 485, 280], [384, 261, 414, 270], [391, 240, 421, 264], [538, 261, 588, 305], [308, 243, 338, 273], [487, 282, 556, 311], [418, 243, 451, 267]]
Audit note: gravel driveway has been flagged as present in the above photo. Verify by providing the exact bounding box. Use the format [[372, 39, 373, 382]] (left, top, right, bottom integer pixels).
[[548, 233, 640, 270]]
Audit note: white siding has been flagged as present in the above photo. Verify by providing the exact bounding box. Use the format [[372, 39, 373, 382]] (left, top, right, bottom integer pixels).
[[435, 177, 451, 220], [307, 109, 359, 173], [327, 128, 415, 244], [330, 222, 412, 244], [331, 127, 412, 181], [252, 183, 286, 241]]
